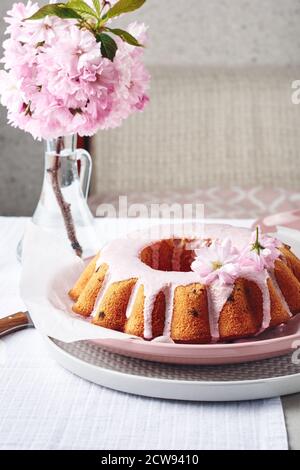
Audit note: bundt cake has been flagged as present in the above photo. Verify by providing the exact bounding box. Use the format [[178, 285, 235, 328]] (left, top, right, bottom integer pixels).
[[68, 223, 300, 343]]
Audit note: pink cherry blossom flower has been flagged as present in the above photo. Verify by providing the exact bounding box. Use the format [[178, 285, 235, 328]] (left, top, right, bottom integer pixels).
[[0, 70, 24, 112], [4, 1, 39, 39], [191, 238, 241, 285], [0, 2, 150, 140], [239, 227, 281, 271], [24, 15, 68, 45]]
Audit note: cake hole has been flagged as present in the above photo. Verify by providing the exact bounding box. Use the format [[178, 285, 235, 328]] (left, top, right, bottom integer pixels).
[[140, 238, 200, 272]]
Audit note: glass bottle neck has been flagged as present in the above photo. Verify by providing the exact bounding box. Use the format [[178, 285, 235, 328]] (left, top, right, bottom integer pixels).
[[43, 135, 80, 187], [44, 135, 78, 156]]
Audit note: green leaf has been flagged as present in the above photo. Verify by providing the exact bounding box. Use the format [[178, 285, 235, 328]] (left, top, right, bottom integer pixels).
[[66, 1, 98, 19], [96, 33, 118, 61], [26, 4, 82, 20], [92, 0, 101, 16], [105, 27, 143, 47], [103, 0, 146, 20]]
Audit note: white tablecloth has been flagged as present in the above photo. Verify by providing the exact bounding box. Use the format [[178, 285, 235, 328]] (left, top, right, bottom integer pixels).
[[0, 217, 288, 450]]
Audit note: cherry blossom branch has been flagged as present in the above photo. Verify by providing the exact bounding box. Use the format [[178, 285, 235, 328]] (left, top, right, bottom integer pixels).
[[47, 137, 83, 258], [26, 0, 146, 61]]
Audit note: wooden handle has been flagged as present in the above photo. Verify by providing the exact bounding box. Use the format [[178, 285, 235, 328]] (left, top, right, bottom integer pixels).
[[0, 312, 30, 336]]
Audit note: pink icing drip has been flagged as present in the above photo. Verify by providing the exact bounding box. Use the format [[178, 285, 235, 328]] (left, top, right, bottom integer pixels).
[[125, 281, 141, 320], [143, 289, 159, 339], [207, 282, 234, 342], [163, 285, 175, 337]]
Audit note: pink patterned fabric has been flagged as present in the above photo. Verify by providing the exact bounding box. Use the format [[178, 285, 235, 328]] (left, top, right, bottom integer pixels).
[[89, 186, 300, 219]]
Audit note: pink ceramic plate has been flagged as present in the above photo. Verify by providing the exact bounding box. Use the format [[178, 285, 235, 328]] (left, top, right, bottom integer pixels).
[[89, 315, 300, 365]]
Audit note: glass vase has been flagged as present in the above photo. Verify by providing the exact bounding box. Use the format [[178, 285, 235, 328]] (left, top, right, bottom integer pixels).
[[17, 135, 98, 261]]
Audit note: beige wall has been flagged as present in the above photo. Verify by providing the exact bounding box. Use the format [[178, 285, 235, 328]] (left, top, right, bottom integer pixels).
[[119, 0, 300, 66]]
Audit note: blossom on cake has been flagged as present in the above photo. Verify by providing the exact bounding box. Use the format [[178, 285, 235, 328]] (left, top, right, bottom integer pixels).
[[191, 238, 241, 285], [239, 227, 281, 271], [191, 227, 281, 286], [0, 1, 150, 140]]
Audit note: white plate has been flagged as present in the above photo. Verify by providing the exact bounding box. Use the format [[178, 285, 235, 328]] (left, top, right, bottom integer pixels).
[[45, 336, 300, 401]]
